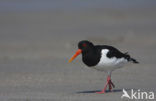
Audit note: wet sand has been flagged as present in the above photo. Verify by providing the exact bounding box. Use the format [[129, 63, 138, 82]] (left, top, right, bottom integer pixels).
[[0, 2, 156, 101]]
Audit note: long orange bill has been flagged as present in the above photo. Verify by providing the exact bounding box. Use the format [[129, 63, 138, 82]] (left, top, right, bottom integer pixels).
[[68, 49, 82, 63]]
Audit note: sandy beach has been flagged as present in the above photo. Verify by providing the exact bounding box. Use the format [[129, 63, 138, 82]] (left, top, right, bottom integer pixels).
[[0, 1, 156, 101]]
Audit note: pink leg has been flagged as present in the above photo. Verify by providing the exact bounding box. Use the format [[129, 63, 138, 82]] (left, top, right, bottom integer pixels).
[[108, 79, 115, 91], [108, 81, 112, 91], [96, 76, 115, 94], [96, 80, 109, 94]]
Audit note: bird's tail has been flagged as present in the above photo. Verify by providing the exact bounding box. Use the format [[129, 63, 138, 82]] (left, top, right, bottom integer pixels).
[[124, 52, 139, 64]]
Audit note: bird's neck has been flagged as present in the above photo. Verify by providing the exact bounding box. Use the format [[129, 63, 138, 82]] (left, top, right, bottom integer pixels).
[[82, 49, 101, 67]]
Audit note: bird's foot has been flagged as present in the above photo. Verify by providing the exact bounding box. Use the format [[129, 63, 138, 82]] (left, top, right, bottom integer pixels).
[[96, 90, 105, 94], [96, 77, 109, 94], [96, 76, 115, 94]]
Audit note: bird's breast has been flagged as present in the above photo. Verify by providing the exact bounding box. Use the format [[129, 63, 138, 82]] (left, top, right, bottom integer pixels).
[[82, 51, 100, 67]]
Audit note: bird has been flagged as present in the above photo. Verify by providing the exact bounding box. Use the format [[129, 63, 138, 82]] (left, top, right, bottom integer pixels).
[[68, 40, 139, 94]]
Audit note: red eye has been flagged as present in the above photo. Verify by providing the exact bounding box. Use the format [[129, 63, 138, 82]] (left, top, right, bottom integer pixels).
[[82, 43, 87, 47]]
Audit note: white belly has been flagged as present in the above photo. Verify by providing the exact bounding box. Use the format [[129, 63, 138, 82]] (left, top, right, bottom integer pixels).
[[94, 49, 127, 72]]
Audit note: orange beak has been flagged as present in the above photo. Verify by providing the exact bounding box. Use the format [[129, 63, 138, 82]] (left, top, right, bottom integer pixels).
[[68, 49, 82, 63]]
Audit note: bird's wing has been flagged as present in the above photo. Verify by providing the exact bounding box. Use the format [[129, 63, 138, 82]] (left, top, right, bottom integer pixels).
[[95, 45, 126, 59]]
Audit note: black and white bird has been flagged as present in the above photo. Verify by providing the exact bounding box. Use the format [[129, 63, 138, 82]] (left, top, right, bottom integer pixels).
[[69, 40, 139, 94]]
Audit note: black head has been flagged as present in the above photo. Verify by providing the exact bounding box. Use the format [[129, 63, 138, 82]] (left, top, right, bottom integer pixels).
[[78, 40, 94, 53], [69, 40, 97, 64]]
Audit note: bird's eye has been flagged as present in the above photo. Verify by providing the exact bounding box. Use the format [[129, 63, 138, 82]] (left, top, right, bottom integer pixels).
[[82, 43, 87, 47]]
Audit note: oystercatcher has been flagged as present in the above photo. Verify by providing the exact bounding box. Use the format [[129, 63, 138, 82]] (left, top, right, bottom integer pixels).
[[69, 40, 139, 94]]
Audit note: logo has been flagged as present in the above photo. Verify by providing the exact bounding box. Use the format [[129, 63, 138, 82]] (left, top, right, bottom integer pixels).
[[121, 89, 155, 100]]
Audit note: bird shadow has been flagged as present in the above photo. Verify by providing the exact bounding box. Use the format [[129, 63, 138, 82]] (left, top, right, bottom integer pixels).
[[76, 88, 133, 94]]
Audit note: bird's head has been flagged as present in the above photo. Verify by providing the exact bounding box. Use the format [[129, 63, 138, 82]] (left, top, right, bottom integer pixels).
[[69, 40, 94, 63]]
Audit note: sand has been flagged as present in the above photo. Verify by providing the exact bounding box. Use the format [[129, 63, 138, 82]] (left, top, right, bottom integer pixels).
[[0, 1, 156, 101]]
